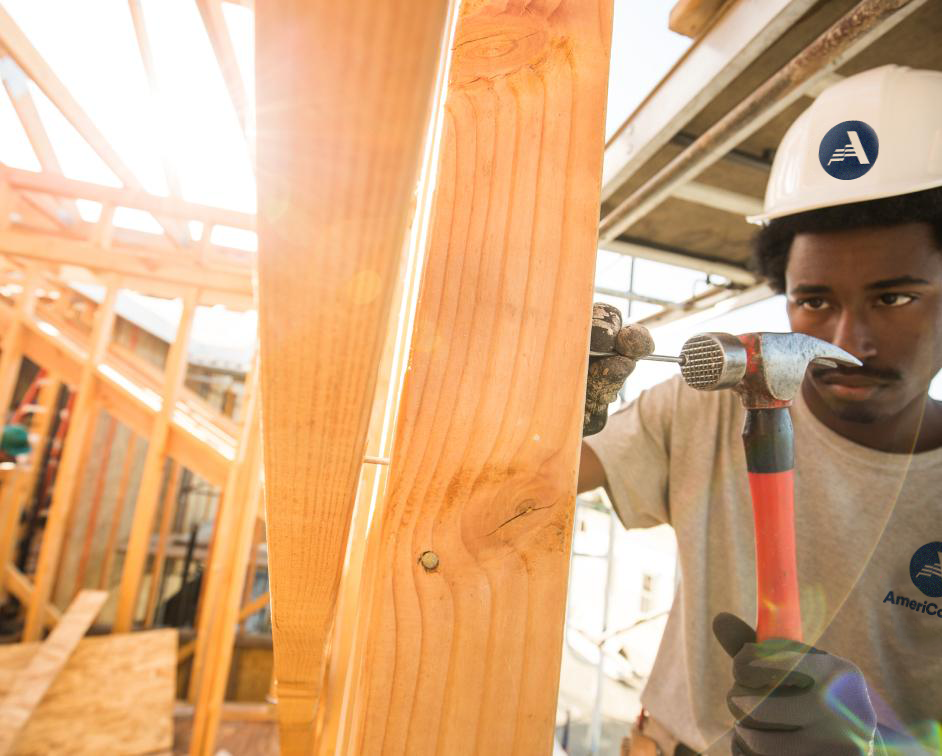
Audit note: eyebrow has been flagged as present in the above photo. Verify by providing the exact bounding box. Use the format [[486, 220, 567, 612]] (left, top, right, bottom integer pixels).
[[789, 276, 931, 296]]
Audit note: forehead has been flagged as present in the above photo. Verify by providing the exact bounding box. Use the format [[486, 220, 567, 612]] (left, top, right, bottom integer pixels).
[[786, 222, 942, 286]]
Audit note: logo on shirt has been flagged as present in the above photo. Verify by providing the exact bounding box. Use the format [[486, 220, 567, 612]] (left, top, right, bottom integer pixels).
[[910, 542, 942, 598], [818, 121, 879, 180]]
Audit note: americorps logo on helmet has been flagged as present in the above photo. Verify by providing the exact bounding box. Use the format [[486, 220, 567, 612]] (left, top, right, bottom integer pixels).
[[910, 541, 942, 598], [818, 120, 879, 180]]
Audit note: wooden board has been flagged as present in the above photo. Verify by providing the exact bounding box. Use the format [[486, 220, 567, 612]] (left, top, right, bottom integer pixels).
[[350, 2, 615, 753], [669, 0, 730, 38], [0, 629, 176, 755], [0, 589, 107, 753], [255, 2, 453, 751]]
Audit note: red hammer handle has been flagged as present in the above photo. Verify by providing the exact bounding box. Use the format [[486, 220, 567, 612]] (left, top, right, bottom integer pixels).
[[743, 408, 803, 641]]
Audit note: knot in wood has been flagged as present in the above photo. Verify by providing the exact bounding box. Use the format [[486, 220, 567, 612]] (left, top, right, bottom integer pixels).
[[452, 15, 549, 84], [419, 551, 440, 571]]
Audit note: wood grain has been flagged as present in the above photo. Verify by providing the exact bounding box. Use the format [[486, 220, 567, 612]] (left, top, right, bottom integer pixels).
[[23, 282, 118, 641], [114, 288, 198, 631], [0, 629, 176, 755], [352, 2, 614, 753], [255, 2, 453, 751], [669, 0, 730, 38], [0, 589, 107, 753]]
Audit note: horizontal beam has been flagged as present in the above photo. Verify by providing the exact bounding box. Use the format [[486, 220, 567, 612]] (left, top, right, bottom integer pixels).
[[601, 0, 818, 201], [0, 228, 252, 301], [599, 239, 757, 285], [3, 167, 255, 231], [671, 180, 763, 217]]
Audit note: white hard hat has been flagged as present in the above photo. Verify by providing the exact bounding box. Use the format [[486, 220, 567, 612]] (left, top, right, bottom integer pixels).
[[748, 65, 942, 225]]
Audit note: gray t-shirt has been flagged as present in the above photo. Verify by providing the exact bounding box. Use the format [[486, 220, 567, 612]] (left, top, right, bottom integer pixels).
[[584, 375, 942, 753]]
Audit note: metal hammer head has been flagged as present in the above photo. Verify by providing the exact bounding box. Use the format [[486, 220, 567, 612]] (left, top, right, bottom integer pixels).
[[679, 332, 861, 407]]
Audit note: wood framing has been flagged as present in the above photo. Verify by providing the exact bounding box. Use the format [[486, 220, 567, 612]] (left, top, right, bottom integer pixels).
[[144, 459, 182, 626], [255, 1, 453, 750], [189, 388, 262, 755], [0, 589, 107, 753], [350, 2, 614, 753], [114, 288, 198, 631], [23, 282, 118, 640], [195, 0, 251, 141]]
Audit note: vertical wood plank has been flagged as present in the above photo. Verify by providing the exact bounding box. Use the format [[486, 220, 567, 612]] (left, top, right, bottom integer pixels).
[[144, 459, 182, 627], [354, 2, 615, 753], [23, 281, 118, 640], [0, 589, 107, 754], [97, 433, 138, 590], [255, 2, 453, 751], [114, 289, 198, 631], [0, 375, 60, 604], [72, 414, 118, 593], [0, 271, 39, 418], [188, 388, 262, 755]]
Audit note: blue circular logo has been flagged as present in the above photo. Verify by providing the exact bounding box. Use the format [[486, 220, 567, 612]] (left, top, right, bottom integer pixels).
[[818, 120, 879, 180], [910, 542, 942, 597]]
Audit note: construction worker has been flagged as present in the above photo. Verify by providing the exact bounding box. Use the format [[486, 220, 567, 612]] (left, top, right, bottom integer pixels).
[[579, 65, 942, 754], [0, 424, 30, 464]]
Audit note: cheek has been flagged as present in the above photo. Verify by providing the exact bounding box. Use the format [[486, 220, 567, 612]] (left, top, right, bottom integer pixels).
[[786, 305, 833, 339]]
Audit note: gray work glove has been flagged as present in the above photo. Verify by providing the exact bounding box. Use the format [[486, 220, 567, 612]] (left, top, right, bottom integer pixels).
[[583, 303, 653, 437], [713, 613, 878, 755]]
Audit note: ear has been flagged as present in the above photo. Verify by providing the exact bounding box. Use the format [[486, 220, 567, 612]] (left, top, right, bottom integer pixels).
[[712, 612, 757, 658]]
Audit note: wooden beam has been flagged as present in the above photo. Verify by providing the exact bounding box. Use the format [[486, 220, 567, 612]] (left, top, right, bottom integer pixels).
[[0, 7, 185, 244], [195, 0, 251, 143], [0, 50, 81, 226], [0, 374, 60, 605], [3, 167, 255, 230], [3, 564, 61, 627], [71, 414, 118, 593], [351, 2, 614, 752], [669, 0, 730, 38], [0, 227, 252, 303], [114, 288, 198, 631], [22, 282, 117, 640], [143, 459, 182, 627], [255, 1, 453, 750], [189, 391, 262, 755], [238, 588, 269, 623], [97, 433, 138, 590], [0, 270, 38, 417], [0, 589, 107, 754], [126, 0, 191, 243]]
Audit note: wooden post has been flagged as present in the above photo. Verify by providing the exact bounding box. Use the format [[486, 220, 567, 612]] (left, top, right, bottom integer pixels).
[[114, 288, 198, 631], [188, 389, 262, 755], [97, 432, 138, 590], [72, 414, 118, 594], [351, 2, 615, 753], [255, 2, 453, 751], [144, 459, 182, 626], [23, 280, 119, 641], [0, 270, 39, 417], [0, 375, 60, 605]]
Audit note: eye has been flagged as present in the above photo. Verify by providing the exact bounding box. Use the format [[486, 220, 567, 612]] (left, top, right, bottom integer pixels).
[[795, 297, 830, 311], [875, 293, 916, 308]]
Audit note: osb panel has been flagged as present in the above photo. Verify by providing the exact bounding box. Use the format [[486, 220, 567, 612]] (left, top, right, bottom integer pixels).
[[0, 629, 176, 755]]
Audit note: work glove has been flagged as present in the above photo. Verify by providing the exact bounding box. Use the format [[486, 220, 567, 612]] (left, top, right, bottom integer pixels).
[[713, 612, 878, 755], [583, 303, 653, 437]]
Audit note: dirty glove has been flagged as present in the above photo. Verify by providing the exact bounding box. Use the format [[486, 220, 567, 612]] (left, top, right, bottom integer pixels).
[[713, 613, 877, 755], [583, 303, 653, 436]]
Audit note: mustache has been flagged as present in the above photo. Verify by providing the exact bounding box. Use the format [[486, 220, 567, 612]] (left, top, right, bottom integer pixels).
[[810, 363, 902, 382]]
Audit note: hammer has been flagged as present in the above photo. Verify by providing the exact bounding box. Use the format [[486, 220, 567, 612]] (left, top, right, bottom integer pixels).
[[591, 318, 860, 640]]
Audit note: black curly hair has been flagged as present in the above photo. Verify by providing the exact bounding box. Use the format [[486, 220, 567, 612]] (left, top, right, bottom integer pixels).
[[752, 186, 942, 294]]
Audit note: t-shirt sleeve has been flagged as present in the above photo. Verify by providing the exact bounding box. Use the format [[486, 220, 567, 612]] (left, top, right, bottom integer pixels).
[[582, 377, 677, 529]]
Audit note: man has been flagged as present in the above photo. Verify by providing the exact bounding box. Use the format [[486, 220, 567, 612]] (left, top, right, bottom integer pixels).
[[579, 65, 942, 754], [0, 424, 30, 464]]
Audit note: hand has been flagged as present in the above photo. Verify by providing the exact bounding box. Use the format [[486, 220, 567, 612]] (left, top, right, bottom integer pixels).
[[583, 303, 653, 436], [712, 613, 877, 755]]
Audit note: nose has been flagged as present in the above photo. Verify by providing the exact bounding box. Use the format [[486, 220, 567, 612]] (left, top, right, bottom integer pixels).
[[830, 306, 878, 362]]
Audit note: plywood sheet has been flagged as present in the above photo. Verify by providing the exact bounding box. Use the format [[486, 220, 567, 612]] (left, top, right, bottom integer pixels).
[[0, 629, 176, 755]]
